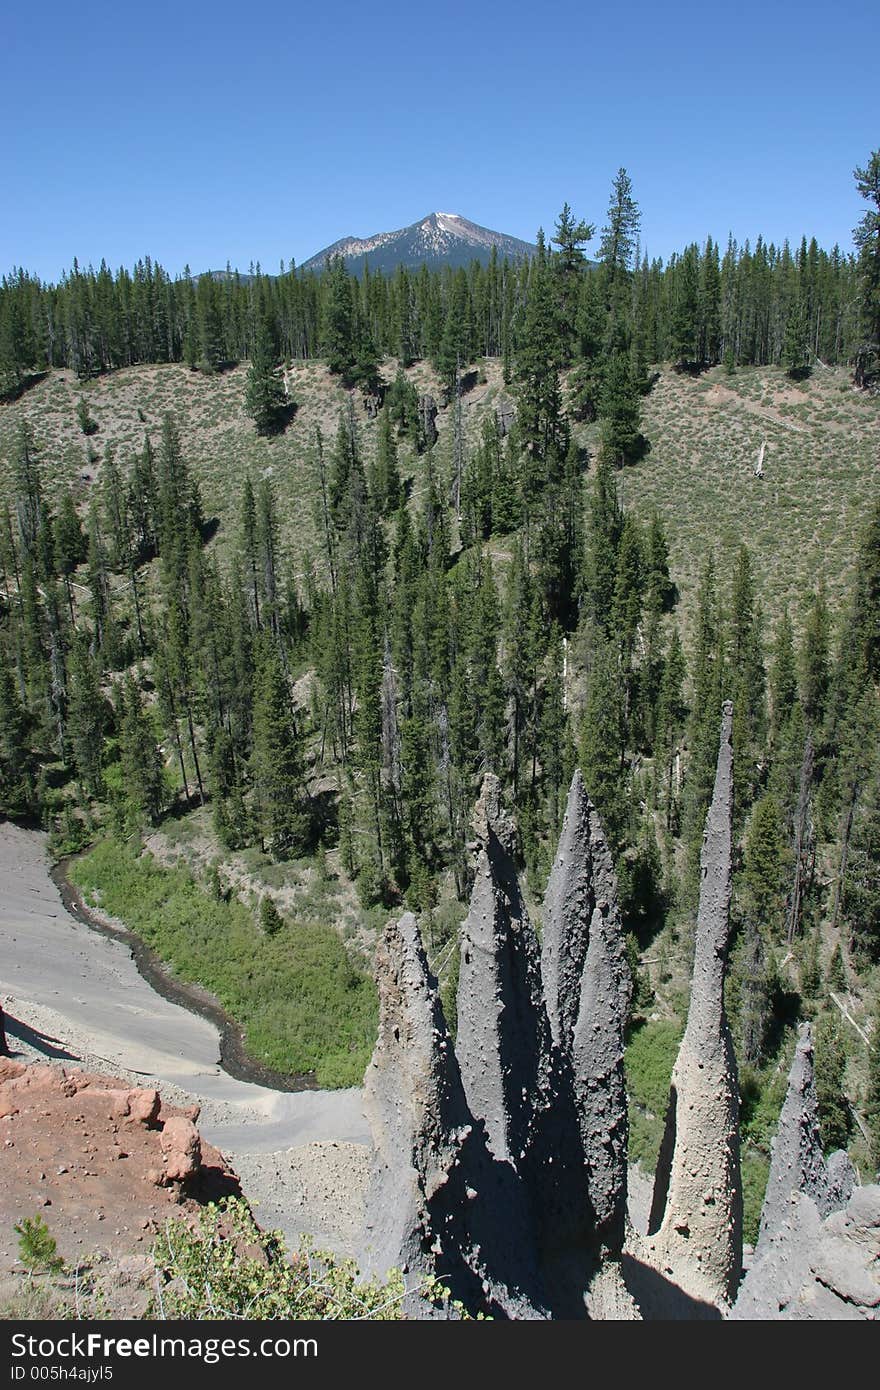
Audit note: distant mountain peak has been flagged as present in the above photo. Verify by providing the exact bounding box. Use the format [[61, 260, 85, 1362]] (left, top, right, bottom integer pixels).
[[300, 212, 535, 276]]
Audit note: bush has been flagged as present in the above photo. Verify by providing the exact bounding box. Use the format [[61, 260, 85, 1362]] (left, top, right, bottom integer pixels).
[[741, 1149, 770, 1247], [15, 1215, 64, 1274], [150, 1198, 408, 1319]]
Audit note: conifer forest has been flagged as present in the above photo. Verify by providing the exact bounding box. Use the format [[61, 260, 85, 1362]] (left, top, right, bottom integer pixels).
[[1, 156, 879, 1211]]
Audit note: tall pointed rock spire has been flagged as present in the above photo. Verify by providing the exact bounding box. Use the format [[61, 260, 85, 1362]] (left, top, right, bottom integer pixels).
[[757, 1022, 854, 1250], [646, 701, 743, 1308], [361, 910, 550, 1317], [456, 774, 553, 1169], [542, 769, 631, 1250]]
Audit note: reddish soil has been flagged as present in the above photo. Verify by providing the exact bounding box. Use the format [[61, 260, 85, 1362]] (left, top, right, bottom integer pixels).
[[0, 1057, 242, 1314]]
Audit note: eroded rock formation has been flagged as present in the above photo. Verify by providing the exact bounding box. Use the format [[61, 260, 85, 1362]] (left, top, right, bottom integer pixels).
[[360, 909, 548, 1318], [542, 769, 630, 1252], [359, 709, 875, 1319], [732, 1185, 880, 1319], [362, 770, 632, 1315], [645, 700, 743, 1309], [757, 1022, 854, 1252], [456, 776, 553, 1172]]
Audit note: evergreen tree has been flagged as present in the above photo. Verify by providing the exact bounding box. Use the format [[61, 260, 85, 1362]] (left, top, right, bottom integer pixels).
[[245, 317, 288, 435], [117, 673, 164, 827], [866, 1002, 880, 1177], [54, 490, 86, 622], [321, 256, 355, 378], [515, 248, 568, 475], [852, 150, 880, 386], [599, 168, 641, 284], [250, 639, 309, 857], [580, 638, 627, 848], [551, 202, 594, 363], [729, 545, 766, 808], [371, 406, 402, 517], [800, 583, 830, 729], [741, 792, 789, 939], [582, 453, 622, 632], [842, 767, 880, 964], [0, 658, 33, 813], [599, 352, 642, 468], [66, 634, 107, 797]]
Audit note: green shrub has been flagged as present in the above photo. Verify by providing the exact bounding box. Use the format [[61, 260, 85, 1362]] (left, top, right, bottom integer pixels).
[[741, 1149, 770, 1247], [149, 1198, 408, 1319], [15, 1215, 64, 1274]]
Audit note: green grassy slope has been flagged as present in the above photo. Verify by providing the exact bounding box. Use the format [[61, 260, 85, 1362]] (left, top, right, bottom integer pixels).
[[615, 363, 878, 638], [3, 358, 875, 646]]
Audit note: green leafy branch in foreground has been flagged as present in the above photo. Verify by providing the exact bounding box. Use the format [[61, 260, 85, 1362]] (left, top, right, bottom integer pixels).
[[149, 1197, 470, 1320]]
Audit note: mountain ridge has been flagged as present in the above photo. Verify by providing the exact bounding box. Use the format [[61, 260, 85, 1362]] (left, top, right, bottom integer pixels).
[[300, 211, 536, 276]]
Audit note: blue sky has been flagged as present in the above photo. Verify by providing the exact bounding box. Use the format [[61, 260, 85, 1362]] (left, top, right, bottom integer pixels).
[[4, 0, 877, 281]]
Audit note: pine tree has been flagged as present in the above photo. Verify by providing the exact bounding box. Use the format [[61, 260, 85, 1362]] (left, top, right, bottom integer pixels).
[[729, 547, 767, 814], [654, 625, 687, 829], [66, 634, 107, 796], [250, 639, 309, 857], [683, 552, 724, 896], [580, 637, 627, 849], [245, 317, 288, 435], [117, 673, 164, 827], [852, 150, 880, 386], [551, 202, 594, 363], [321, 256, 355, 378], [515, 249, 568, 474], [842, 767, 880, 964], [741, 792, 789, 939], [769, 608, 798, 743], [599, 168, 640, 278], [371, 406, 402, 517], [598, 352, 642, 468], [0, 657, 33, 814], [54, 490, 86, 622], [800, 583, 830, 729], [583, 453, 622, 632], [782, 294, 811, 377]]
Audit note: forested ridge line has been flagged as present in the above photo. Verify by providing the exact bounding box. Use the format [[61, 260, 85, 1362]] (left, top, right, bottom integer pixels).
[[2, 158, 878, 397]]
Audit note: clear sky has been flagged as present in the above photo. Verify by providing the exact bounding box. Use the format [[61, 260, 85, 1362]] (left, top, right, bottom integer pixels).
[[4, 0, 878, 282]]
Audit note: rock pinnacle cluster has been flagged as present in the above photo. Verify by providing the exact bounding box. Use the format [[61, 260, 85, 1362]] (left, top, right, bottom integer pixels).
[[358, 707, 879, 1319]]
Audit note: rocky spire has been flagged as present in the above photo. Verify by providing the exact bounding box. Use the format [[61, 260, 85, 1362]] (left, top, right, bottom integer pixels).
[[646, 701, 743, 1308], [360, 910, 548, 1317], [542, 769, 631, 1251], [456, 774, 595, 1277], [456, 774, 553, 1170], [757, 1022, 854, 1250], [360, 911, 476, 1290]]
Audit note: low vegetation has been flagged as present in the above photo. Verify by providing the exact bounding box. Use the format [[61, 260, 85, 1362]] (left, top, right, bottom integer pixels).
[[149, 1198, 411, 1320], [70, 840, 377, 1087]]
